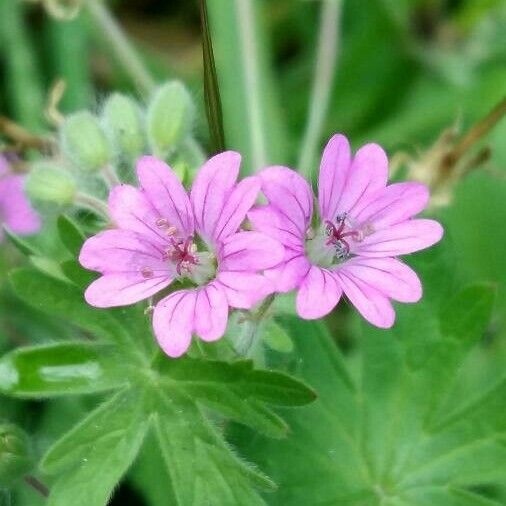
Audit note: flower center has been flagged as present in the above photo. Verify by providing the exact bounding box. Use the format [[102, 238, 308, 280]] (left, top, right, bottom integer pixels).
[[305, 213, 368, 268], [164, 237, 199, 276], [140, 217, 216, 285]]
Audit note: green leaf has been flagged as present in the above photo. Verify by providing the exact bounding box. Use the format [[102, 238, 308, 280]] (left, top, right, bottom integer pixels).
[[199, 0, 225, 153], [28, 256, 66, 281], [57, 215, 85, 257], [402, 486, 506, 506], [159, 357, 316, 406], [0, 343, 126, 398], [60, 259, 96, 289], [9, 268, 142, 357], [153, 388, 272, 506], [42, 388, 149, 506], [440, 284, 495, 344], [2, 226, 38, 257], [157, 356, 315, 438], [231, 282, 502, 506]]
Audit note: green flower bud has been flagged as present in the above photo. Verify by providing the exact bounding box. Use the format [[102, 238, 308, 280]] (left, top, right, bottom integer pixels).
[[147, 81, 194, 157], [0, 423, 32, 487], [102, 93, 145, 160], [61, 111, 112, 171], [25, 163, 77, 206]]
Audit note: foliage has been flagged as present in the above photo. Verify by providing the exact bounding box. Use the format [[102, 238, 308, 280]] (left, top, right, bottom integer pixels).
[[0, 221, 315, 505], [231, 266, 504, 505], [1, 0, 506, 505]]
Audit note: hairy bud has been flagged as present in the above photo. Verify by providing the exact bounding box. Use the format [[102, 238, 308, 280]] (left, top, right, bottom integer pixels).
[[0, 423, 32, 487], [61, 111, 111, 172], [102, 93, 145, 160], [25, 163, 77, 206], [147, 82, 194, 157]]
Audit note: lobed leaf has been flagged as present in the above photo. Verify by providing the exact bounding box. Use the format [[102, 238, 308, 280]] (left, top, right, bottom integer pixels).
[[157, 355, 315, 437], [153, 388, 273, 506], [42, 388, 149, 506], [9, 268, 144, 359], [230, 283, 502, 505], [2, 226, 39, 257]]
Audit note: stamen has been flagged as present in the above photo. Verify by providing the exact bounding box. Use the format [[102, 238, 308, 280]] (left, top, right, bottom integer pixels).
[[156, 217, 178, 237], [141, 266, 154, 278], [323, 213, 362, 261]]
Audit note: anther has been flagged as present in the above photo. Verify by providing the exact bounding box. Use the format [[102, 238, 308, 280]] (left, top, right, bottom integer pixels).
[[141, 267, 154, 278]]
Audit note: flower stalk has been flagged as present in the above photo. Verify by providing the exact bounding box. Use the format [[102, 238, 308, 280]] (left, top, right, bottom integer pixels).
[[84, 0, 156, 97], [298, 0, 343, 177]]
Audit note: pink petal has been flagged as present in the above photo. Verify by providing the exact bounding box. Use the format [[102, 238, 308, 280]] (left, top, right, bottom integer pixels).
[[258, 166, 313, 236], [335, 270, 395, 328], [336, 143, 389, 216], [193, 283, 228, 342], [248, 205, 305, 251], [318, 134, 352, 221], [264, 248, 310, 293], [191, 151, 241, 242], [0, 175, 40, 236], [136, 156, 194, 236], [108, 184, 168, 244], [355, 219, 444, 257], [216, 271, 273, 309], [353, 182, 429, 229], [219, 231, 284, 272], [79, 229, 171, 276], [153, 290, 196, 358], [84, 272, 172, 308], [338, 257, 422, 303], [296, 266, 342, 320], [213, 176, 260, 241]]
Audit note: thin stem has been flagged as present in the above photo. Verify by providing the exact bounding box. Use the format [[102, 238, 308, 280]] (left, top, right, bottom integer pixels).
[[75, 192, 110, 218], [84, 0, 156, 97], [449, 96, 506, 162], [23, 475, 49, 498], [298, 0, 343, 178], [101, 164, 121, 187], [436, 96, 506, 185], [235, 0, 267, 171], [233, 295, 276, 358]]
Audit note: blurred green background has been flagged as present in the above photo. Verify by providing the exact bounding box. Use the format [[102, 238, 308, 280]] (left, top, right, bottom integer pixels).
[[1, 0, 505, 504]]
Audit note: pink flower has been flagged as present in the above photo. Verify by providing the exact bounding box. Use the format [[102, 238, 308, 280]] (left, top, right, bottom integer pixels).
[[79, 153, 284, 357], [249, 134, 443, 328], [0, 155, 40, 242]]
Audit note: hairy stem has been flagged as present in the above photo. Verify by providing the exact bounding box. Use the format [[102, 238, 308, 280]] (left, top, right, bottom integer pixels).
[[101, 164, 121, 187], [299, 0, 343, 177], [75, 193, 110, 218], [449, 96, 506, 163], [234, 295, 276, 358], [85, 0, 156, 97]]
